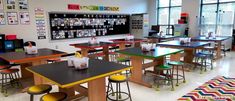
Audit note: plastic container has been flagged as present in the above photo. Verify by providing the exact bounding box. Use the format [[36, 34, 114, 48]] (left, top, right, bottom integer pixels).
[[4, 40, 14, 50], [6, 35, 17, 40]]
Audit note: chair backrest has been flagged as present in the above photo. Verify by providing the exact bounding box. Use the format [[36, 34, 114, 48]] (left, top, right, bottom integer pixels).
[[24, 41, 36, 47]]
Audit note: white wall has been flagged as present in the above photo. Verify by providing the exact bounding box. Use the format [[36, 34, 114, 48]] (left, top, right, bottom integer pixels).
[[148, 0, 201, 37], [0, 0, 148, 53], [182, 0, 201, 37]]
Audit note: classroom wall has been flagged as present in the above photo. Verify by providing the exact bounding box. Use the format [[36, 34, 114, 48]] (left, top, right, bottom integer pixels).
[[148, 0, 201, 37], [0, 0, 148, 53]]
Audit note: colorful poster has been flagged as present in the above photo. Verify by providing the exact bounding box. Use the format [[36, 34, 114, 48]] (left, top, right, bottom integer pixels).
[[35, 8, 46, 39], [0, 0, 4, 10], [19, 12, 30, 24], [7, 12, 18, 25], [68, 4, 119, 12], [0, 12, 5, 25], [6, 0, 16, 10], [18, 0, 28, 10]]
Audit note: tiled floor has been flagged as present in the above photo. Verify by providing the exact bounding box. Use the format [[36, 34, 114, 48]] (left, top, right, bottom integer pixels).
[[1, 52, 235, 101]]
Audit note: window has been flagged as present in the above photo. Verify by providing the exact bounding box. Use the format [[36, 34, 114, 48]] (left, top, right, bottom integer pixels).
[[157, 0, 182, 35], [200, 0, 235, 36]]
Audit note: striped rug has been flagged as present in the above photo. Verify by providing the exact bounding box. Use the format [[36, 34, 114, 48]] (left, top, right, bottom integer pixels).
[[178, 76, 235, 101]]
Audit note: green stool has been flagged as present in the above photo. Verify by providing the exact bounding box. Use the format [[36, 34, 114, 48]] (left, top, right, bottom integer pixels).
[[154, 65, 174, 91], [168, 61, 186, 86], [116, 57, 131, 76]]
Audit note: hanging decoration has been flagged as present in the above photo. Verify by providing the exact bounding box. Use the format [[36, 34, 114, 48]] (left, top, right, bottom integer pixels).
[[18, 0, 28, 10], [6, 0, 16, 10], [19, 12, 30, 24], [35, 8, 46, 39], [7, 12, 18, 25], [0, 12, 5, 25]]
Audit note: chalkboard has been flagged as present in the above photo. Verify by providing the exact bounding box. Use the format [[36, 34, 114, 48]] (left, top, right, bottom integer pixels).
[[49, 12, 130, 40]]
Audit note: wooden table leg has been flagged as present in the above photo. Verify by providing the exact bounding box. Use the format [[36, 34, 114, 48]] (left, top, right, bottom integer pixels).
[[119, 43, 127, 58], [170, 53, 181, 61], [81, 49, 89, 57], [129, 56, 152, 88], [32, 60, 48, 85], [103, 46, 109, 61], [20, 63, 33, 79], [216, 41, 222, 59], [134, 42, 141, 48], [184, 49, 194, 64], [88, 77, 106, 101], [59, 87, 75, 98]]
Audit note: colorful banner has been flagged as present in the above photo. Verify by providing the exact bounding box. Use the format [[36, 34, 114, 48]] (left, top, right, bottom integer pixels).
[[35, 8, 46, 39], [68, 4, 119, 11]]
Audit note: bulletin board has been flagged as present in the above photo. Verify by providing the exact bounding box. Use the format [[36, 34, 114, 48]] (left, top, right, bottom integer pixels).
[[49, 12, 130, 40]]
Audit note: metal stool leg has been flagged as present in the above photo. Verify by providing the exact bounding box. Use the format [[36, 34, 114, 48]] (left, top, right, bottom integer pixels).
[[204, 59, 207, 72], [126, 81, 132, 101], [1, 74, 4, 93], [210, 58, 213, 70], [30, 94, 34, 101], [118, 83, 121, 99], [182, 65, 186, 83], [169, 69, 174, 91], [116, 83, 118, 100], [200, 58, 203, 74], [176, 66, 179, 86]]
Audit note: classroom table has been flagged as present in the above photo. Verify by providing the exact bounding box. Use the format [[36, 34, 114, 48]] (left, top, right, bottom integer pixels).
[[156, 40, 210, 64], [0, 48, 66, 80], [117, 47, 183, 87], [110, 38, 145, 50], [70, 42, 117, 61], [145, 35, 180, 43], [26, 59, 131, 101], [191, 36, 231, 59]]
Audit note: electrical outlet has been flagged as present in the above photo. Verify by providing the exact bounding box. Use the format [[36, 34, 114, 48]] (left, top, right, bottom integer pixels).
[[55, 45, 58, 49]]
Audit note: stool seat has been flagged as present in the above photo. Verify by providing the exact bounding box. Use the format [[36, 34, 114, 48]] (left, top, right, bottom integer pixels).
[[116, 57, 130, 62], [47, 58, 61, 61], [0, 65, 9, 70], [41, 92, 67, 101], [27, 84, 52, 95], [168, 61, 184, 66], [0, 68, 19, 74], [109, 75, 127, 82], [155, 65, 172, 70]]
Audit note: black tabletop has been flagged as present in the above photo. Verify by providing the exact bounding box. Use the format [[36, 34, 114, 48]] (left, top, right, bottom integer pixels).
[[0, 48, 66, 63], [117, 47, 183, 59], [26, 59, 130, 88], [70, 42, 116, 49], [156, 40, 209, 48], [191, 36, 231, 42]]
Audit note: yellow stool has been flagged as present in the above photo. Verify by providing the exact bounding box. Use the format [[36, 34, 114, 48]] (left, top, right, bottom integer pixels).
[[107, 75, 132, 101], [40, 92, 67, 101], [27, 84, 52, 101]]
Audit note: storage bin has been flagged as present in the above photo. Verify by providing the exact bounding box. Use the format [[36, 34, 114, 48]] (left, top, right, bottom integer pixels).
[[0, 34, 5, 40], [6, 35, 17, 40], [15, 48, 24, 52], [4, 40, 14, 50], [13, 39, 24, 48]]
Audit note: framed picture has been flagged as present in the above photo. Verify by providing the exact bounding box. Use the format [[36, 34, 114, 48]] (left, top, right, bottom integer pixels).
[[6, 0, 16, 10], [0, 0, 4, 11], [19, 12, 30, 24], [0, 12, 5, 25], [7, 12, 18, 25], [18, 0, 28, 10]]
